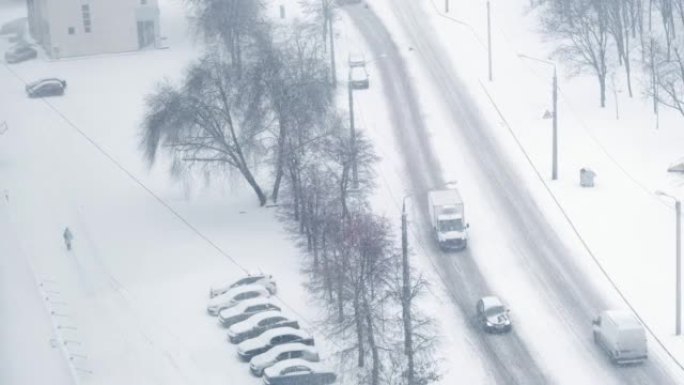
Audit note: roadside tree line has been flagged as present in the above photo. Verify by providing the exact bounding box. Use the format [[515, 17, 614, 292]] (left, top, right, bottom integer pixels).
[[140, 1, 437, 384], [536, 0, 684, 116]]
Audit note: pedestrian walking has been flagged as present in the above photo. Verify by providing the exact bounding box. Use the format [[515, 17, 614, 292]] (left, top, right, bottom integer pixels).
[[63, 227, 73, 251]]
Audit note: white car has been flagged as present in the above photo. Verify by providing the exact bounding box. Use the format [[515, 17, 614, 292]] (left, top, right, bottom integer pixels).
[[349, 66, 369, 89], [348, 52, 366, 68], [207, 284, 270, 315], [262, 358, 336, 385], [250, 342, 319, 376], [228, 310, 300, 344], [218, 298, 281, 327], [210, 274, 277, 298], [237, 327, 314, 361]]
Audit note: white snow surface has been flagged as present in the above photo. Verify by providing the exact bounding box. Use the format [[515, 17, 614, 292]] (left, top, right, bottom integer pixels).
[[362, 0, 684, 382], [0, 1, 336, 384]]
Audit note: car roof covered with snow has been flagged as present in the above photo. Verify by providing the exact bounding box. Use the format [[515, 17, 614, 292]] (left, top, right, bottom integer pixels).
[[229, 310, 289, 334], [250, 342, 318, 366], [218, 297, 277, 318], [208, 284, 269, 306], [238, 326, 310, 352], [263, 358, 328, 378]]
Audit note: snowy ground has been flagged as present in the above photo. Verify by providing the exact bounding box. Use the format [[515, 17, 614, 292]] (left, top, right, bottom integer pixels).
[[0, 1, 338, 384], [360, 0, 684, 380], [5, 0, 684, 383]]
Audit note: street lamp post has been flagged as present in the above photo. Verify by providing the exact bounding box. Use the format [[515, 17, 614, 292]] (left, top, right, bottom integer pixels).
[[657, 190, 682, 336], [401, 196, 414, 384], [487, 1, 492, 82], [518, 54, 558, 180], [348, 79, 358, 188]]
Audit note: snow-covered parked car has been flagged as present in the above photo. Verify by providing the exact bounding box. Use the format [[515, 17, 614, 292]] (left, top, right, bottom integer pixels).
[[218, 298, 281, 327], [476, 296, 511, 333], [228, 310, 300, 344], [25, 78, 67, 98], [348, 52, 366, 68], [210, 273, 277, 298], [349, 66, 369, 89], [237, 327, 314, 361], [262, 359, 336, 385], [207, 284, 270, 315], [250, 342, 319, 376], [5, 44, 37, 64]]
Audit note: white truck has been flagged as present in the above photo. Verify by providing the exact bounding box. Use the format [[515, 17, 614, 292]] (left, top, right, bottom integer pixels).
[[428, 189, 468, 250], [592, 310, 647, 365]]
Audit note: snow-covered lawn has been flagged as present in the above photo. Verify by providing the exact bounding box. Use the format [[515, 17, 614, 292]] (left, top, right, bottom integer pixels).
[[0, 1, 337, 384]]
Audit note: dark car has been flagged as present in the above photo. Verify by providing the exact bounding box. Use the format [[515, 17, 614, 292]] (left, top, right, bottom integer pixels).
[[5, 44, 37, 64], [25, 78, 67, 98], [228, 310, 300, 344], [263, 359, 336, 385], [476, 296, 512, 333], [237, 327, 314, 361]]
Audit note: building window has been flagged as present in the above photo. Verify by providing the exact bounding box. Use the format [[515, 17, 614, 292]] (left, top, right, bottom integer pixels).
[[82, 4, 92, 33], [68, 27, 75, 35]]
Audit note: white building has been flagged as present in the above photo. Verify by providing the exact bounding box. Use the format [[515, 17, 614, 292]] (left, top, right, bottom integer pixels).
[[27, 0, 160, 59]]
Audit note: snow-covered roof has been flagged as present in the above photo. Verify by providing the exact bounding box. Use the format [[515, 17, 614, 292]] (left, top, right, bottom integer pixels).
[[238, 326, 309, 352], [263, 358, 328, 377], [603, 310, 642, 329]]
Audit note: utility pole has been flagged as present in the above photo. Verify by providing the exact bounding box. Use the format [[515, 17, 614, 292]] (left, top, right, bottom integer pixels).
[[656, 191, 682, 335], [677, 199, 682, 336], [487, 1, 493, 82], [552, 65, 558, 180], [518, 54, 558, 180], [348, 81, 358, 188], [327, 2, 337, 89], [445, 0, 449, 13], [401, 198, 415, 384]]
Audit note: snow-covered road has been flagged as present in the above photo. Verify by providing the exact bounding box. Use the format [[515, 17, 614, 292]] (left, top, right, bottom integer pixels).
[[345, 1, 683, 383]]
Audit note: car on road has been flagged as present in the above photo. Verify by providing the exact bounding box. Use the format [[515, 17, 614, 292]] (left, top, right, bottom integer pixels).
[[5, 44, 37, 64], [349, 66, 369, 89], [262, 358, 336, 385], [250, 342, 319, 376], [592, 310, 647, 365], [476, 296, 511, 333], [348, 52, 366, 68], [228, 310, 300, 344], [207, 284, 270, 315], [210, 274, 277, 298], [25, 78, 67, 98], [218, 298, 281, 327], [237, 326, 314, 361]]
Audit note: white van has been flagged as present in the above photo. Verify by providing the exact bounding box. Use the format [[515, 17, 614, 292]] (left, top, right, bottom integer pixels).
[[592, 310, 647, 365]]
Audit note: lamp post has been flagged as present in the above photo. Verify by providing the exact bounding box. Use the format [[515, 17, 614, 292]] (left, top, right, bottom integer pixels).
[[401, 195, 414, 384], [487, 0, 493, 82], [656, 190, 682, 336], [348, 75, 358, 188], [518, 54, 558, 180]]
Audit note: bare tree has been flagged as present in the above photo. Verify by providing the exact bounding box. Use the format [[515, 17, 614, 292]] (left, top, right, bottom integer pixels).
[[608, 0, 635, 96], [141, 55, 269, 205], [258, 21, 332, 203], [654, 45, 684, 116], [185, 0, 265, 74], [543, 0, 613, 107]]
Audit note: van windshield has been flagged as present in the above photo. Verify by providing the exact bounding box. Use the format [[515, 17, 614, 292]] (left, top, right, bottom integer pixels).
[[439, 219, 464, 232]]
